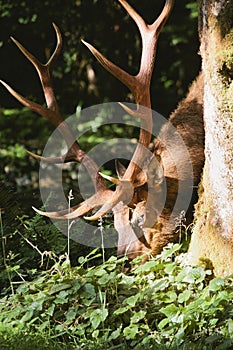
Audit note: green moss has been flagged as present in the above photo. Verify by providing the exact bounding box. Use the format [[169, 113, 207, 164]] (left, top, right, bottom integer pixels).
[[217, 30, 233, 87], [189, 170, 233, 277], [198, 257, 214, 271]]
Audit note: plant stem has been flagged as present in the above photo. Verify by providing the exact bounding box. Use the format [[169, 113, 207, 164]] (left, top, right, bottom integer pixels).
[[0, 209, 14, 295], [67, 189, 74, 260], [98, 216, 105, 264]]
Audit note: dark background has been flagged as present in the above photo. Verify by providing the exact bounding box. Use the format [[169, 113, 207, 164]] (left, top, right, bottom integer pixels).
[[0, 0, 200, 114]]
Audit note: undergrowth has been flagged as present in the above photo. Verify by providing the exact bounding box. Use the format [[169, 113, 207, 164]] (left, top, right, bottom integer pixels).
[[0, 244, 233, 349]]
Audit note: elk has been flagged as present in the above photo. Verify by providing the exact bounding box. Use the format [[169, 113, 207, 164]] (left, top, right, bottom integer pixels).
[[1, 0, 204, 259]]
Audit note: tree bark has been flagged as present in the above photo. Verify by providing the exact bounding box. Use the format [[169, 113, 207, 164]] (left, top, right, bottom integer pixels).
[[188, 0, 233, 276]]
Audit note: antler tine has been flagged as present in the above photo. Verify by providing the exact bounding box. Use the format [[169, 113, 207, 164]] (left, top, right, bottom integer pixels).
[[0, 79, 76, 155], [26, 149, 80, 164], [117, 0, 147, 34], [47, 23, 63, 66], [33, 189, 114, 220], [151, 0, 174, 35], [26, 150, 65, 163], [33, 173, 134, 222], [118, 0, 174, 37], [118, 102, 150, 120], [81, 40, 136, 93], [11, 23, 62, 114], [0, 80, 58, 123], [83, 1, 174, 105], [2, 24, 65, 131], [0, 79, 78, 155], [0, 49, 73, 169], [99, 171, 120, 185]]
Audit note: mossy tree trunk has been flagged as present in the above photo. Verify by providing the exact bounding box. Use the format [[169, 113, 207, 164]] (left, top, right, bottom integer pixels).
[[188, 0, 233, 276]]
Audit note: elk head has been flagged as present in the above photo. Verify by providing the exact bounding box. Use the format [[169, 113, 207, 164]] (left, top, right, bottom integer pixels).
[[1, 1, 188, 260]]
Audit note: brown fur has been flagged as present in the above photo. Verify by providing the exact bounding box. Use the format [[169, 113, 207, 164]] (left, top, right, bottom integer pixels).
[[117, 72, 205, 258]]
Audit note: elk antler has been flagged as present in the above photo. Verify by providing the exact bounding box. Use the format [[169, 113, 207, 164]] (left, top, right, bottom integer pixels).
[[0, 23, 111, 215], [1, 0, 174, 222], [79, 0, 174, 220]]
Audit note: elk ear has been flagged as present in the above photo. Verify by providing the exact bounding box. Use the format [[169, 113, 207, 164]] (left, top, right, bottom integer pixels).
[[147, 155, 164, 189]]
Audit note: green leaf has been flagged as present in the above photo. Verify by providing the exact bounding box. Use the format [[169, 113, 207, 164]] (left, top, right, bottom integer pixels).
[[90, 308, 108, 329], [65, 309, 77, 322], [160, 304, 179, 319], [227, 319, 233, 334], [93, 267, 106, 277], [49, 283, 71, 295], [123, 324, 138, 339], [134, 260, 158, 273], [158, 318, 170, 330], [92, 329, 99, 339], [114, 306, 130, 315], [176, 266, 206, 284], [37, 320, 50, 332], [123, 294, 140, 307], [54, 290, 69, 305], [163, 291, 177, 303], [186, 2, 198, 19], [98, 271, 116, 285], [16, 283, 29, 295], [178, 290, 192, 303], [109, 326, 122, 340], [209, 278, 225, 291], [78, 256, 85, 264], [54, 324, 65, 334], [161, 244, 182, 260], [84, 283, 96, 297], [47, 304, 55, 317], [28, 299, 44, 311], [153, 278, 169, 292], [20, 310, 34, 323], [164, 262, 177, 274], [131, 310, 147, 324], [209, 318, 219, 326]]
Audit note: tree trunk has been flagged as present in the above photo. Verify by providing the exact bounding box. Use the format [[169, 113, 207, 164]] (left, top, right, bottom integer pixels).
[[188, 0, 233, 276]]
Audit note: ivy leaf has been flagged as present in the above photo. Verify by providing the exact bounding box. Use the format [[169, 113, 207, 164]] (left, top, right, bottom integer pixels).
[[90, 308, 108, 329], [47, 304, 55, 317], [123, 324, 138, 339], [160, 304, 179, 320], [109, 326, 122, 340], [49, 283, 71, 295], [65, 308, 77, 322], [20, 310, 34, 323], [114, 306, 130, 315], [130, 310, 147, 324], [158, 318, 170, 330], [178, 290, 192, 303], [209, 278, 225, 291], [123, 294, 140, 307], [160, 244, 182, 260]]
